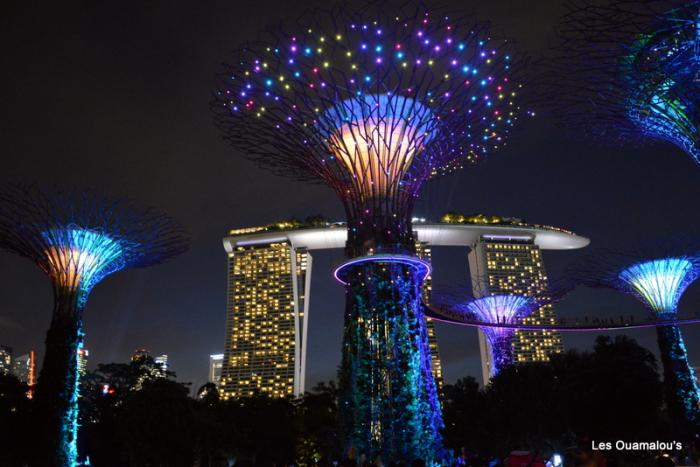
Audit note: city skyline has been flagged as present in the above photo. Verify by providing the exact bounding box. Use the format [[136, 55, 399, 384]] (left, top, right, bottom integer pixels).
[[2, 0, 700, 394]]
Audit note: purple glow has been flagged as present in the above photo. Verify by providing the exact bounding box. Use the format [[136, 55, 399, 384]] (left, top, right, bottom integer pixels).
[[333, 254, 431, 285]]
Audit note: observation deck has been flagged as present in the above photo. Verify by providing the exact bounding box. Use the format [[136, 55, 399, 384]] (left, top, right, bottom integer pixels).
[[223, 219, 590, 252]]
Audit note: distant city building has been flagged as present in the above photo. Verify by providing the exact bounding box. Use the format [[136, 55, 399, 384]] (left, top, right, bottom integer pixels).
[[0, 346, 12, 375], [131, 349, 168, 390], [221, 232, 311, 399], [154, 354, 168, 374], [77, 347, 89, 377], [415, 242, 444, 394], [209, 354, 224, 386], [222, 216, 587, 394], [469, 234, 564, 385], [12, 351, 36, 386]]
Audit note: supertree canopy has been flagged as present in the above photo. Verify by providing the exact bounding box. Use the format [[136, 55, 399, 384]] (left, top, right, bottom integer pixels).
[[548, 0, 700, 163], [618, 258, 699, 314], [573, 241, 700, 437], [0, 185, 189, 467], [212, 3, 529, 254], [456, 294, 541, 377], [213, 2, 531, 460]]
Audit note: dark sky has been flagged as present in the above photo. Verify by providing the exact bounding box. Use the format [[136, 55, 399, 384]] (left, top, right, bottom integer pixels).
[[1, 0, 700, 391]]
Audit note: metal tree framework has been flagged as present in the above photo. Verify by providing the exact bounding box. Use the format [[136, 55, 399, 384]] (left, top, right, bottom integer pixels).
[[572, 240, 700, 438], [212, 2, 531, 459], [447, 294, 542, 378], [0, 186, 189, 467], [547, 0, 700, 164]]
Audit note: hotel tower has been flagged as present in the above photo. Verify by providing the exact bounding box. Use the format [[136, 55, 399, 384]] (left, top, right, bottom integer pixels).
[[468, 234, 564, 384], [220, 218, 586, 397], [220, 227, 311, 399]]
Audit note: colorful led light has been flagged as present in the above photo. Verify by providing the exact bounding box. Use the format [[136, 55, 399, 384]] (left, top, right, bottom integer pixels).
[[551, 1, 700, 165], [575, 244, 700, 435], [333, 253, 431, 285], [618, 257, 698, 314], [460, 295, 539, 376], [0, 186, 189, 467], [43, 229, 126, 302]]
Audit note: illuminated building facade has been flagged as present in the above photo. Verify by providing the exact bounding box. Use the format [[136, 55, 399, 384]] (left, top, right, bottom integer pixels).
[[416, 242, 444, 394], [220, 234, 311, 399], [155, 354, 168, 374], [468, 235, 563, 384], [221, 220, 586, 397], [77, 348, 89, 377], [11, 352, 36, 386], [0, 346, 11, 375], [131, 349, 169, 390], [209, 353, 223, 386]]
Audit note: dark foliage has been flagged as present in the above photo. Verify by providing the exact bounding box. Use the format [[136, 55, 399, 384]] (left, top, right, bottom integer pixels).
[[0, 374, 32, 467], [443, 335, 665, 464], [3, 335, 678, 466]]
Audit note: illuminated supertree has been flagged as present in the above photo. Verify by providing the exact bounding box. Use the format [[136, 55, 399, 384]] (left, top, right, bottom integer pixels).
[[212, 2, 531, 459], [450, 295, 542, 377], [573, 240, 700, 437], [547, 0, 700, 164], [0, 185, 189, 467]]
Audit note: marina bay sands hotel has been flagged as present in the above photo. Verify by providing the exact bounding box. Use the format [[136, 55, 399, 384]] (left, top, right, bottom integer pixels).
[[218, 215, 589, 399]]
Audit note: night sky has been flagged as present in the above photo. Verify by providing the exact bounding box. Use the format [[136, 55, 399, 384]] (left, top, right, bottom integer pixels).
[[2, 0, 700, 392]]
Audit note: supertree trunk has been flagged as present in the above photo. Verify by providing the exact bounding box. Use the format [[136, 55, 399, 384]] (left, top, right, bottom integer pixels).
[[489, 332, 516, 377], [656, 322, 700, 438], [33, 288, 85, 467], [338, 261, 443, 461]]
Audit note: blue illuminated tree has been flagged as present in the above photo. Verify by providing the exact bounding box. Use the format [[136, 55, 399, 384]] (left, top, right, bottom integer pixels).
[[452, 295, 542, 378], [0, 185, 189, 467], [547, 0, 700, 164], [573, 241, 700, 437], [212, 2, 532, 459]]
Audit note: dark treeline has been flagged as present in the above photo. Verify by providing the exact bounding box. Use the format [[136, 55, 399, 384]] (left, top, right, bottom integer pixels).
[[0, 336, 696, 466]]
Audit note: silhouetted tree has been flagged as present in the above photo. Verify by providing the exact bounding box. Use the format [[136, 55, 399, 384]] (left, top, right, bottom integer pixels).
[[442, 376, 486, 455], [297, 381, 342, 464], [120, 379, 196, 467], [441, 335, 666, 463], [0, 374, 31, 466]]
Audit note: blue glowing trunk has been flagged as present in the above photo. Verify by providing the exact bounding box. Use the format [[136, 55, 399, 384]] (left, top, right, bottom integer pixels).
[[488, 331, 516, 377], [656, 322, 700, 437], [33, 289, 84, 467], [338, 260, 443, 461]]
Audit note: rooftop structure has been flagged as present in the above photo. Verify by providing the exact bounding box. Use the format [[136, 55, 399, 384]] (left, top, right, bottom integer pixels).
[[213, 0, 533, 457]]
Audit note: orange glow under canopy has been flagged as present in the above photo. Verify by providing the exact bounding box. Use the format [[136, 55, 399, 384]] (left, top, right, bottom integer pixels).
[[319, 94, 434, 197], [42, 228, 125, 292]]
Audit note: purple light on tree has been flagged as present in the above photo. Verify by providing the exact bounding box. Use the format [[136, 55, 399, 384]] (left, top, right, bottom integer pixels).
[[459, 295, 540, 377]]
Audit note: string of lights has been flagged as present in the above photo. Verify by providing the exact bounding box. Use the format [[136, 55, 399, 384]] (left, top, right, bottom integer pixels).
[[212, 2, 532, 459]]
